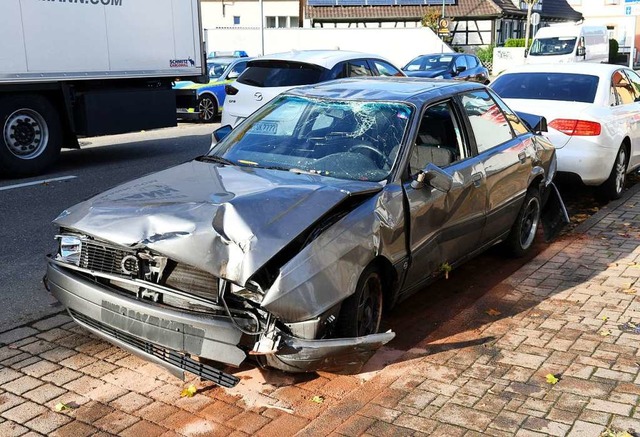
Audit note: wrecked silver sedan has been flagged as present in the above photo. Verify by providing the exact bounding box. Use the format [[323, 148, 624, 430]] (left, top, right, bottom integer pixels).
[[46, 78, 568, 387]]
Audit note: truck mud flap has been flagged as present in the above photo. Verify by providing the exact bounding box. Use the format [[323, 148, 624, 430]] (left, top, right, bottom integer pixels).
[[541, 182, 569, 242]]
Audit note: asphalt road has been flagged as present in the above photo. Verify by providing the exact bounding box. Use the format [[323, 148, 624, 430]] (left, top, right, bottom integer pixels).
[[0, 122, 217, 332]]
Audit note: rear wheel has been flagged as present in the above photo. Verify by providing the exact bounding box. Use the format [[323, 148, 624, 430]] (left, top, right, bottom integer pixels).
[[599, 145, 628, 200], [506, 187, 541, 257], [335, 266, 384, 338], [0, 95, 62, 178], [198, 95, 218, 123]]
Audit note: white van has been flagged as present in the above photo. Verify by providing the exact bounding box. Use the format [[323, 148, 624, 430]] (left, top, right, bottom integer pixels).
[[526, 25, 608, 64]]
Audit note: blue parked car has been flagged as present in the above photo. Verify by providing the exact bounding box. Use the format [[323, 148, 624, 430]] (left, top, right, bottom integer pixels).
[[175, 56, 252, 123], [402, 53, 490, 85]]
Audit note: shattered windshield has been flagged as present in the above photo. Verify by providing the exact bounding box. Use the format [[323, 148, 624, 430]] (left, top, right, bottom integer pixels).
[[211, 95, 412, 182]]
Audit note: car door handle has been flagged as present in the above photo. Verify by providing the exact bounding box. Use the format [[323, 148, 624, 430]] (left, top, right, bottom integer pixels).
[[518, 152, 527, 164], [471, 172, 483, 187]]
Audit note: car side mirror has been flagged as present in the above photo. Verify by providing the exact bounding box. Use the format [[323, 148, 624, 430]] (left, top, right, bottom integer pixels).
[[411, 163, 453, 192], [455, 65, 467, 74], [577, 46, 586, 57], [227, 70, 240, 80], [524, 48, 528, 58], [515, 111, 548, 133], [210, 125, 233, 151]]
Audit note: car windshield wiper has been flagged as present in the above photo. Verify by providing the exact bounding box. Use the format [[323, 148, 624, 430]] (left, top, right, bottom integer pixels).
[[197, 155, 236, 166]]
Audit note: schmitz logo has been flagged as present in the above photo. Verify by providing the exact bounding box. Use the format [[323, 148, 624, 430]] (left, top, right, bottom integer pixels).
[[40, 0, 123, 5], [170, 58, 195, 68]]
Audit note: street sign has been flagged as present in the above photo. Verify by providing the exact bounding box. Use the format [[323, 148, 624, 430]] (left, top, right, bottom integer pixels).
[[531, 12, 540, 26], [626, 4, 640, 15]]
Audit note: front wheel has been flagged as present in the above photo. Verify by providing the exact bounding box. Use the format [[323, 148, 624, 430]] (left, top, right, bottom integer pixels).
[[197, 95, 218, 123], [335, 266, 384, 338], [506, 188, 541, 257], [0, 95, 62, 178], [599, 146, 628, 200]]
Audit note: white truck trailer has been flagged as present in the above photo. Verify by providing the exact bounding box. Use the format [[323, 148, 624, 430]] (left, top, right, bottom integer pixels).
[[0, 0, 206, 177]]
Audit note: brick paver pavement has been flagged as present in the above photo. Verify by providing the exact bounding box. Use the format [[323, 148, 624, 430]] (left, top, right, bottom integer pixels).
[[1, 184, 639, 436]]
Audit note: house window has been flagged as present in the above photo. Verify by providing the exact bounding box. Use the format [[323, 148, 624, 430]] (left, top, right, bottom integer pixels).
[[266, 16, 298, 28], [520, 1, 542, 11], [233, 16, 240, 25]]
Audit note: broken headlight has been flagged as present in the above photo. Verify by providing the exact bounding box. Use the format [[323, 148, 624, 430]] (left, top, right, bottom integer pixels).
[[55, 235, 82, 266]]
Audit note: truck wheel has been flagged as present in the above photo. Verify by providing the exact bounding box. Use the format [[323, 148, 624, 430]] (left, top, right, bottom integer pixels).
[[0, 95, 62, 178], [505, 187, 541, 257], [335, 265, 383, 338], [198, 95, 217, 123], [599, 145, 628, 200]]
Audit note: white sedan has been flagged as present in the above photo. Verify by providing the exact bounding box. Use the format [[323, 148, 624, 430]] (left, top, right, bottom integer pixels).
[[221, 50, 404, 128], [491, 63, 640, 199]]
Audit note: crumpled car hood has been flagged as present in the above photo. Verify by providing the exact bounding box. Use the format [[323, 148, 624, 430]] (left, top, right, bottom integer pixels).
[[55, 160, 382, 284]]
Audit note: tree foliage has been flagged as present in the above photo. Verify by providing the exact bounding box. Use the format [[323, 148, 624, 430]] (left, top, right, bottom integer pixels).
[[421, 7, 441, 33]]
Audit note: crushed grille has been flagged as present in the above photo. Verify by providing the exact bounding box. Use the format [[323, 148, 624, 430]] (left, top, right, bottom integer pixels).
[[80, 240, 136, 276]]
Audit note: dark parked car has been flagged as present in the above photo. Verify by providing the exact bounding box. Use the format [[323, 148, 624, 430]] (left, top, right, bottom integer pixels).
[[46, 78, 566, 388], [403, 53, 490, 84]]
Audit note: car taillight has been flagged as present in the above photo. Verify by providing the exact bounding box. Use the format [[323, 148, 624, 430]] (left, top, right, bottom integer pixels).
[[225, 85, 239, 95], [548, 119, 601, 136]]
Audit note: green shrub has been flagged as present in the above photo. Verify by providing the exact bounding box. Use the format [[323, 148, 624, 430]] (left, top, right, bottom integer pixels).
[[609, 38, 619, 64], [476, 44, 495, 64], [504, 38, 532, 47]]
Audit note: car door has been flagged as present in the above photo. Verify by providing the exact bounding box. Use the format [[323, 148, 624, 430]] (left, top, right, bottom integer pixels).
[[460, 89, 536, 245], [620, 69, 640, 170], [401, 98, 487, 294]]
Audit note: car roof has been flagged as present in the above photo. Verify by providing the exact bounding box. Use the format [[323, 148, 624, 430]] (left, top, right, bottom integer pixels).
[[286, 77, 482, 106], [498, 63, 626, 78], [249, 50, 391, 69], [207, 56, 248, 64]]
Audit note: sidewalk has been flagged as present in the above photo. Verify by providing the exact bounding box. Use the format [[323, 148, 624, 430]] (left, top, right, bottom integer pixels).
[[1, 184, 639, 437]]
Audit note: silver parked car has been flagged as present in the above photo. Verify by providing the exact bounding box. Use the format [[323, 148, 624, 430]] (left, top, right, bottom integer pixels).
[[46, 78, 567, 387]]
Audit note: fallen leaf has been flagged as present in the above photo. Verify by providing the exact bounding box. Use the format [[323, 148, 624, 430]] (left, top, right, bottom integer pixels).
[[311, 395, 325, 404], [602, 316, 609, 322], [599, 329, 612, 337], [54, 403, 73, 412], [486, 308, 501, 317], [180, 384, 197, 398], [622, 289, 637, 294], [545, 374, 559, 385]]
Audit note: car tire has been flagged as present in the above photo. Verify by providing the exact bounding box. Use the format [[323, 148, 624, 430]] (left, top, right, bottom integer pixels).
[[335, 265, 384, 338], [198, 95, 218, 123], [0, 95, 62, 178], [506, 187, 541, 257], [599, 145, 628, 201]]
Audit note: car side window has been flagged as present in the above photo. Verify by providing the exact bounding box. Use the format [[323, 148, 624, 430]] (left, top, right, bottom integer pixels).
[[623, 69, 640, 101], [371, 60, 403, 77], [409, 100, 466, 174], [612, 70, 636, 105], [348, 60, 373, 77], [465, 55, 478, 68], [461, 90, 514, 153], [230, 62, 247, 77], [487, 89, 529, 136]]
